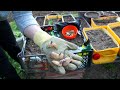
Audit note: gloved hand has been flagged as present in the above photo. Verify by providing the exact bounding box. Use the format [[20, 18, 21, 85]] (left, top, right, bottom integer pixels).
[[33, 30, 84, 74]]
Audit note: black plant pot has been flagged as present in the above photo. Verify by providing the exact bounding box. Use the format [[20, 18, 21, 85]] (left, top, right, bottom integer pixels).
[[84, 11, 101, 25]]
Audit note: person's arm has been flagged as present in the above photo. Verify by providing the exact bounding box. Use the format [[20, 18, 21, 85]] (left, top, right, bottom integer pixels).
[[12, 11, 83, 74], [12, 11, 52, 47]]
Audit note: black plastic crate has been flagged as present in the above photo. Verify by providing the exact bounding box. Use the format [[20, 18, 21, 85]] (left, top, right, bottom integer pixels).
[[17, 13, 93, 79], [17, 36, 93, 79]]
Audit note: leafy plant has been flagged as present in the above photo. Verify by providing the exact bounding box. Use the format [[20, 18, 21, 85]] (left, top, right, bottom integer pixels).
[[6, 52, 26, 79], [10, 21, 22, 39]]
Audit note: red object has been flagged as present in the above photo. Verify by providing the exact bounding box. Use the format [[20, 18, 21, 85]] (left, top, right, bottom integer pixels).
[[40, 62, 49, 70], [92, 53, 100, 60], [62, 25, 78, 40], [47, 26, 52, 31]]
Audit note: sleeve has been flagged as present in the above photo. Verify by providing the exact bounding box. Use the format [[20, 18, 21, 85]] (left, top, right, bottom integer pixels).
[[12, 11, 39, 33]]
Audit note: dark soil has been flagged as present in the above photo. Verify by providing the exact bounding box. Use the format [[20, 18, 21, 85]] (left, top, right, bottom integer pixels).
[[93, 17, 118, 25], [25, 39, 42, 55], [83, 62, 120, 79], [21, 11, 120, 79], [35, 16, 45, 26], [111, 26, 120, 38], [86, 29, 117, 50], [63, 14, 75, 22]]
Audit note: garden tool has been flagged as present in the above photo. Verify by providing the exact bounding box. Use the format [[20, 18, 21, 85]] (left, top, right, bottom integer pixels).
[[33, 29, 84, 74]]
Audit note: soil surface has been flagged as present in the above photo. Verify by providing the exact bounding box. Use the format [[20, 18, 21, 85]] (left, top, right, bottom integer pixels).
[[22, 11, 120, 79], [112, 26, 120, 38], [86, 29, 117, 50]]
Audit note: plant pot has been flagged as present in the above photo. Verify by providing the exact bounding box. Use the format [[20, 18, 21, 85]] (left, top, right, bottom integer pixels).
[[84, 11, 101, 25]]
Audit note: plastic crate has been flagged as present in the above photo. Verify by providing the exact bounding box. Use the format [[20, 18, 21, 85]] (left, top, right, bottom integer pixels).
[[91, 16, 119, 27], [82, 26, 119, 64], [43, 13, 63, 26], [62, 14, 76, 22], [107, 22, 120, 55], [35, 16, 45, 26], [18, 37, 93, 79], [44, 47, 93, 79]]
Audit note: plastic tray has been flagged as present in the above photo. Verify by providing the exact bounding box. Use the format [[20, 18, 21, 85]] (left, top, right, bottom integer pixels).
[[91, 16, 119, 27], [107, 22, 120, 55], [83, 26, 119, 64]]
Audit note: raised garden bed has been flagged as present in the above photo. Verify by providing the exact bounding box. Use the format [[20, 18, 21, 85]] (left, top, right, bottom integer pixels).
[[111, 26, 120, 38], [83, 27, 119, 64], [91, 16, 119, 27], [107, 22, 120, 56], [86, 29, 117, 50]]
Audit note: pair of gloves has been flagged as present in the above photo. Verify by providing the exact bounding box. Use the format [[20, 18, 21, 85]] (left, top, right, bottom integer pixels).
[[33, 30, 84, 74]]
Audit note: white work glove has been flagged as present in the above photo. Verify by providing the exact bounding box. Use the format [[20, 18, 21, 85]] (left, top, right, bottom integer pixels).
[[33, 30, 84, 74]]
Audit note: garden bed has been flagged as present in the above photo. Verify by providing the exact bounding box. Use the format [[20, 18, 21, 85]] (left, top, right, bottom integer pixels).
[[86, 29, 117, 50], [111, 26, 120, 38], [92, 16, 118, 26]]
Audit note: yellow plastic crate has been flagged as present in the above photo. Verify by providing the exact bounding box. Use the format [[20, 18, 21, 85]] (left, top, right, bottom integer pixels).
[[91, 16, 119, 27], [83, 26, 119, 64], [107, 22, 120, 55], [43, 13, 63, 25]]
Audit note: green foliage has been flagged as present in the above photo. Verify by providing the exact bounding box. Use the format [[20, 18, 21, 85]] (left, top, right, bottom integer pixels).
[[9, 21, 22, 39], [5, 52, 26, 79], [8, 21, 26, 79]]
